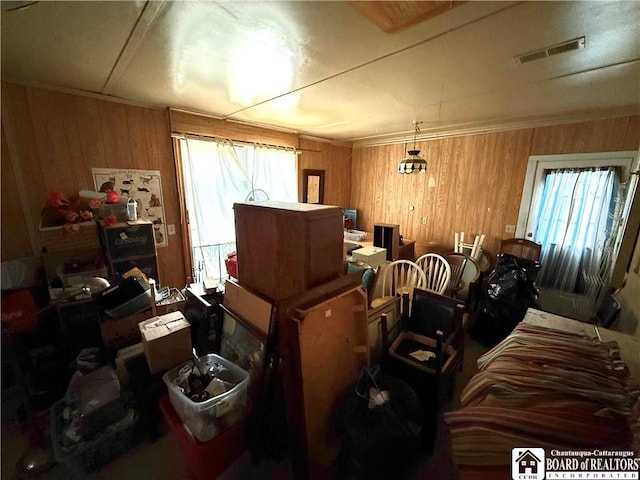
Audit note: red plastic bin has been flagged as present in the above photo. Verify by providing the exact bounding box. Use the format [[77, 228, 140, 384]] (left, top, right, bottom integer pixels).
[[225, 251, 238, 279], [159, 395, 246, 480]]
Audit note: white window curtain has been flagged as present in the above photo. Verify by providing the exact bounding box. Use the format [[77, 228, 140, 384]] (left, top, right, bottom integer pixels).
[[533, 167, 619, 294], [180, 136, 297, 281]]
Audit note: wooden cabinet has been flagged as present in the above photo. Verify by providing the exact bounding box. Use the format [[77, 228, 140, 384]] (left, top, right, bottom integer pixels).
[[373, 224, 415, 261], [374, 223, 399, 261], [99, 220, 158, 280], [233, 201, 344, 301]]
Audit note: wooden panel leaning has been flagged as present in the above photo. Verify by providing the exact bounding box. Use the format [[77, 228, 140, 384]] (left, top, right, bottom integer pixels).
[[278, 281, 369, 479]]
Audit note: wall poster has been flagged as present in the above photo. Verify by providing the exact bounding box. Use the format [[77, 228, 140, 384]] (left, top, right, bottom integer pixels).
[[92, 168, 168, 248]]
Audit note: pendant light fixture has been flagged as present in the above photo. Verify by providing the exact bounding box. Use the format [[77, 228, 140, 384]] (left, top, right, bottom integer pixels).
[[398, 120, 427, 174]]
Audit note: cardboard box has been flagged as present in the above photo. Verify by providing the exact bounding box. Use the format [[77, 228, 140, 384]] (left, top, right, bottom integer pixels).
[[138, 311, 192, 375], [114, 342, 144, 386], [352, 246, 387, 267], [101, 310, 151, 347]]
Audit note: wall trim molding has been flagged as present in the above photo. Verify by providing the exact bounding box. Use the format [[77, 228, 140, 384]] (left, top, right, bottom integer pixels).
[[1, 77, 168, 110], [351, 108, 640, 148]]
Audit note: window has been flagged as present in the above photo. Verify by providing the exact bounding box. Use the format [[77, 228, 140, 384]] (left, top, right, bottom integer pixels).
[[533, 167, 619, 293], [178, 136, 297, 282]]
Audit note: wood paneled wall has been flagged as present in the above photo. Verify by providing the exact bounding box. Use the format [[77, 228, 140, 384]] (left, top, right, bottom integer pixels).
[[1, 83, 353, 288], [4, 80, 636, 287], [350, 116, 640, 262], [1, 126, 32, 260], [298, 137, 352, 208], [1, 82, 186, 288]]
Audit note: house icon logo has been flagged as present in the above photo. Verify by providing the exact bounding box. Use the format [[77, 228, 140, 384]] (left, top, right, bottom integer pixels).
[[512, 448, 545, 480]]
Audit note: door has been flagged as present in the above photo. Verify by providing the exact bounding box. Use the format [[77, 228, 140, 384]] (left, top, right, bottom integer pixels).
[[516, 151, 638, 317]]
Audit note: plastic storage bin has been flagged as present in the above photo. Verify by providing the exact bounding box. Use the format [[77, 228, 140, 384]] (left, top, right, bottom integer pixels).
[[344, 229, 367, 241], [50, 401, 138, 479], [160, 395, 246, 480], [224, 251, 238, 279], [56, 265, 109, 287], [162, 354, 249, 442]]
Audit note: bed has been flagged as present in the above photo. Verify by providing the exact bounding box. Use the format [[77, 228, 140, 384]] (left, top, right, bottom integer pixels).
[[445, 308, 640, 480]]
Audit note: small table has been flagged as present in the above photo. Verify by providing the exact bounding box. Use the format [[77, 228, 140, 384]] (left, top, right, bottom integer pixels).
[[344, 237, 415, 261], [398, 240, 416, 261]]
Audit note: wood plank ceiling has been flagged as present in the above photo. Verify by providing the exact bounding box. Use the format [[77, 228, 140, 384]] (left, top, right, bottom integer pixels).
[[347, 1, 466, 34]]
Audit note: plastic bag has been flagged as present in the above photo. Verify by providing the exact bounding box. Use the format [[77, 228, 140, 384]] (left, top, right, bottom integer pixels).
[[469, 253, 541, 347], [336, 368, 423, 480]]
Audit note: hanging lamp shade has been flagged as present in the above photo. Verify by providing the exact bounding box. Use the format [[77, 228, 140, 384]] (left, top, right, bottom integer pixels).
[[398, 121, 427, 174], [398, 150, 427, 174]]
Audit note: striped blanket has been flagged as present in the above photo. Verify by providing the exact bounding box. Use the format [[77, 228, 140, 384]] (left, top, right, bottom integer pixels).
[[444, 322, 640, 480]]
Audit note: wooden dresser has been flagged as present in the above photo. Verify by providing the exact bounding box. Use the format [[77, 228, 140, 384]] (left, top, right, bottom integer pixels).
[[234, 201, 344, 301], [233, 202, 370, 478]]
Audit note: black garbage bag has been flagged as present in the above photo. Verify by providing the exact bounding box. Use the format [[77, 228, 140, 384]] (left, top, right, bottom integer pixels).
[[469, 253, 541, 347], [335, 368, 423, 480]]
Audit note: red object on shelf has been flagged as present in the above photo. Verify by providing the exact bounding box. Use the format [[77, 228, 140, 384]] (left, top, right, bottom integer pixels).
[[225, 251, 238, 279], [159, 395, 246, 480], [106, 190, 119, 203], [1, 289, 39, 335]]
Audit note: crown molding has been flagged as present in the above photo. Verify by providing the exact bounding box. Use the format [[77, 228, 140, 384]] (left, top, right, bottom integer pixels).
[[351, 107, 640, 148], [1, 75, 168, 110]]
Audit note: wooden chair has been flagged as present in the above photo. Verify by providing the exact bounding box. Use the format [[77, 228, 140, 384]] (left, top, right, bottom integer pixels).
[[404, 289, 465, 365], [381, 290, 465, 454], [442, 252, 480, 301], [441, 252, 467, 298], [454, 232, 486, 261], [415, 253, 451, 295], [499, 238, 542, 262], [374, 260, 426, 314]]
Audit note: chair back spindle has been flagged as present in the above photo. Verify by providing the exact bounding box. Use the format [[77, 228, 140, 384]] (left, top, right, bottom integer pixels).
[[415, 253, 451, 296]]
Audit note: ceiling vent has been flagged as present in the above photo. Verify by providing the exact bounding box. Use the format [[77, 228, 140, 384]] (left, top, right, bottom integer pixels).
[[514, 36, 586, 65]]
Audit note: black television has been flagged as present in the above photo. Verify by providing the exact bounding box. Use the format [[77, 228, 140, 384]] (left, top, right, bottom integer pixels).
[[183, 285, 220, 355]]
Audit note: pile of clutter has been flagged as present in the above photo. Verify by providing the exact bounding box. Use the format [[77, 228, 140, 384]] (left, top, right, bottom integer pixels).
[[51, 348, 138, 475], [171, 352, 239, 403]]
